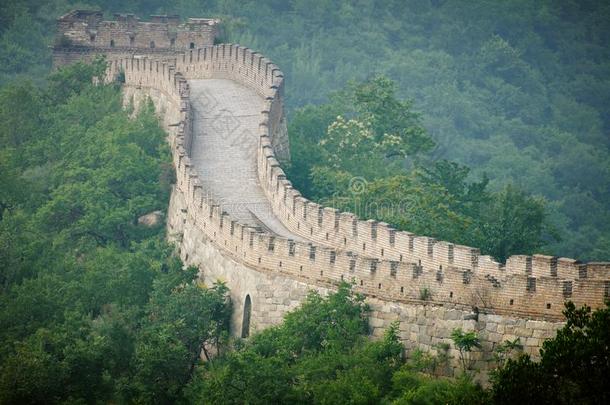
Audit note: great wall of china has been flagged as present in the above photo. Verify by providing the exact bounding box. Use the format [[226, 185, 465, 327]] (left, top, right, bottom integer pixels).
[[54, 11, 610, 377]]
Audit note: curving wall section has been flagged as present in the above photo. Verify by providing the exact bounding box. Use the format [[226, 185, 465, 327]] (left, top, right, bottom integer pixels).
[[104, 44, 609, 376]]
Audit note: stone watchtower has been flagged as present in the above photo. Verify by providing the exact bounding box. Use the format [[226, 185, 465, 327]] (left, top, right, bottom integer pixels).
[[53, 10, 220, 67]]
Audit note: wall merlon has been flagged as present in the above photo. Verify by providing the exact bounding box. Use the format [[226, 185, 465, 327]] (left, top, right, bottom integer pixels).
[[557, 257, 579, 279], [181, 154, 193, 169], [392, 231, 412, 258], [110, 27, 608, 326], [532, 254, 558, 278], [260, 141, 273, 155], [284, 185, 301, 202], [176, 145, 187, 159], [585, 262, 610, 279], [478, 255, 503, 276], [269, 164, 284, 183], [277, 178, 292, 195], [506, 255, 530, 275], [413, 236, 436, 266], [432, 241, 453, 269], [306, 203, 322, 227], [266, 156, 280, 169]]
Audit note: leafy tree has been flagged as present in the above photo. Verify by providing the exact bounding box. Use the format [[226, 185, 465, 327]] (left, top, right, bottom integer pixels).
[[472, 185, 553, 262], [451, 328, 481, 374], [0, 81, 42, 148], [493, 338, 523, 367], [185, 284, 488, 404], [390, 371, 490, 405], [0, 60, 231, 404], [289, 75, 552, 261], [185, 284, 382, 403], [339, 76, 435, 158], [491, 301, 610, 404]]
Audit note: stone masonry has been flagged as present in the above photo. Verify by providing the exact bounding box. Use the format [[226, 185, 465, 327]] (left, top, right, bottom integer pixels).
[[52, 10, 220, 67], [53, 11, 610, 377]]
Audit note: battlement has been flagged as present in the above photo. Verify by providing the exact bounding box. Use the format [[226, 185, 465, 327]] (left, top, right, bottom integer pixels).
[[104, 43, 610, 321], [53, 10, 220, 67]]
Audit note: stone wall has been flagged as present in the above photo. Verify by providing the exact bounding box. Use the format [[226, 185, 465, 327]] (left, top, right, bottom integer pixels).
[[168, 177, 562, 379], [102, 42, 608, 377], [167, 183, 327, 336], [110, 44, 609, 321], [53, 10, 219, 68]]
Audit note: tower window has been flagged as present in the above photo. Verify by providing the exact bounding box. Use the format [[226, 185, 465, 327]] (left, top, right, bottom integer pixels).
[[110, 39, 115, 47], [90, 34, 95, 42], [150, 41, 155, 49], [190, 42, 195, 49], [170, 38, 175, 46]]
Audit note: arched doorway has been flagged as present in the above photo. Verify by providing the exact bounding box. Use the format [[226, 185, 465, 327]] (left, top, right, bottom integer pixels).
[[241, 295, 252, 338]]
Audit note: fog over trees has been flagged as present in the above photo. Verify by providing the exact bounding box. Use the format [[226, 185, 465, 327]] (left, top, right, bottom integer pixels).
[[1, 1, 609, 404], [3, 0, 609, 260]]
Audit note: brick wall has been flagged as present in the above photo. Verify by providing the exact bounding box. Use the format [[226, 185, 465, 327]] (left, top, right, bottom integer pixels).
[[104, 44, 609, 321], [53, 10, 219, 68], [102, 42, 609, 377]]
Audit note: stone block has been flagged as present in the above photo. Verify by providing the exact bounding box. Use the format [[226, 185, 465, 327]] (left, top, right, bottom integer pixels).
[[372, 328, 385, 338], [485, 314, 504, 324], [369, 317, 384, 328], [418, 332, 431, 345], [462, 319, 476, 331], [514, 327, 533, 338], [526, 320, 546, 330], [532, 329, 546, 339], [502, 334, 518, 342]]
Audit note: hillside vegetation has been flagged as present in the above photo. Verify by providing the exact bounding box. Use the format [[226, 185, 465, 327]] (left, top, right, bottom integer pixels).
[[1, 1, 609, 403], [2, 0, 609, 260], [0, 61, 231, 403]]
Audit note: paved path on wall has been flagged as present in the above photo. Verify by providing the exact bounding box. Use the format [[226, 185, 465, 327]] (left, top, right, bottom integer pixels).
[[189, 79, 302, 240]]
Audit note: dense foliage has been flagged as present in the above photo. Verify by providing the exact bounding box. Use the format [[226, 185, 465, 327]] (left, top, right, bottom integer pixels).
[[1, 1, 609, 403], [0, 61, 231, 404], [288, 76, 551, 261], [491, 301, 610, 405], [2, 0, 609, 260], [184, 284, 490, 404]]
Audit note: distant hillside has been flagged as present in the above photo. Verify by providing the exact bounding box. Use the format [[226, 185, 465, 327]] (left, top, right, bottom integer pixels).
[[1, 0, 608, 260]]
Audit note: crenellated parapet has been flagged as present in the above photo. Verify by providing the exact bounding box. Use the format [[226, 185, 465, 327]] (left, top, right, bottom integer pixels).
[[104, 43, 609, 322], [53, 10, 220, 68]]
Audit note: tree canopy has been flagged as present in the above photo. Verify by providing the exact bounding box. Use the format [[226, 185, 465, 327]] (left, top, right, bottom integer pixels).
[[1, 1, 609, 402], [184, 283, 490, 404], [2, 1, 609, 261], [491, 301, 610, 405], [288, 75, 552, 262], [0, 60, 231, 404]]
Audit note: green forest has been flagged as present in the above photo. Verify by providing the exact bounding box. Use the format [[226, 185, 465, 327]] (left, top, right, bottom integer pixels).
[[2, 0, 610, 260], [0, 61, 233, 402], [1, 0, 610, 404]]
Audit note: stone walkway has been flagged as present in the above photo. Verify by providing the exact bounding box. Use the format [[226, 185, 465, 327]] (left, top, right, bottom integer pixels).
[[189, 79, 301, 240]]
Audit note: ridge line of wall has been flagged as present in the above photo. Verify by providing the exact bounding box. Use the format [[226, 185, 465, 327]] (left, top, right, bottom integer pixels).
[[104, 44, 610, 321]]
